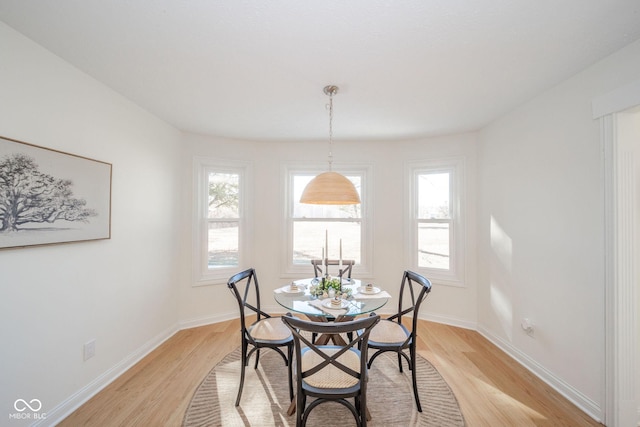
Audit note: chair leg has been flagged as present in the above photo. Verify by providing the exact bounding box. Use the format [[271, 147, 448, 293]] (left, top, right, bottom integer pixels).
[[397, 352, 403, 373], [287, 344, 294, 401], [235, 339, 248, 406], [296, 392, 305, 427], [254, 348, 260, 369], [367, 349, 384, 369], [410, 347, 422, 412]]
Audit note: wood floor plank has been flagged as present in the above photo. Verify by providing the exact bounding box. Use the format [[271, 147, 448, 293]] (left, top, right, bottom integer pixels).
[[59, 318, 602, 426]]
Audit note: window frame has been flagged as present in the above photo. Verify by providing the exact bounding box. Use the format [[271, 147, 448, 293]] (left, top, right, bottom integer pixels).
[[193, 157, 252, 286], [406, 157, 465, 287], [283, 163, 372, 278]]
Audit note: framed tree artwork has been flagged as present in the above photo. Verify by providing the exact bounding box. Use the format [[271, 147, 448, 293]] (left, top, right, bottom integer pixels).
[[0, 135, 112, 249]]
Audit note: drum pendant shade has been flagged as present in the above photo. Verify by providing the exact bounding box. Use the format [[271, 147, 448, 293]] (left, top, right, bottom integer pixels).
[[299, 171, 361, 205]]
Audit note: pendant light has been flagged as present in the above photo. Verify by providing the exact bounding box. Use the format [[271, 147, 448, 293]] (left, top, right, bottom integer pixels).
[[299, 85, 361, 205]]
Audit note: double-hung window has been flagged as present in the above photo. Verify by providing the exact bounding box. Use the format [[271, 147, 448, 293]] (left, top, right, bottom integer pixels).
[[286, 166, 369, 276], [408, 158, 465, 285], [194, 158, 250, 285]]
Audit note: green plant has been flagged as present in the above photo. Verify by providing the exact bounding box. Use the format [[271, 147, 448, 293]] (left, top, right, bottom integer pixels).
[[324, 277, 342, 291], [309, 277, 352, 298]]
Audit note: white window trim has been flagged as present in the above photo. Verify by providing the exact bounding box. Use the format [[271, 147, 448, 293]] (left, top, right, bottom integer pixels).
[[192, 156, 253, 286], [405, 157, 466, 287], [282, 163, 373, 278]]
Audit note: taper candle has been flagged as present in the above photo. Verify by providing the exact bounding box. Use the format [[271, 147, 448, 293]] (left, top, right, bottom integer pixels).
[[325, 229, 328, 263]]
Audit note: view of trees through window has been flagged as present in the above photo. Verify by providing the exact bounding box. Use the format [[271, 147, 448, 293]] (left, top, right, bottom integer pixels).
[[207, 171, 239, 268], [291, 174, 362, 265]]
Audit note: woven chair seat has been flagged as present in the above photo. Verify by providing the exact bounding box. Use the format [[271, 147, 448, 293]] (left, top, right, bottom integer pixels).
[[301, 347, 360, 389], [369, 319, 409, 344], [249, 317, 292, 341]]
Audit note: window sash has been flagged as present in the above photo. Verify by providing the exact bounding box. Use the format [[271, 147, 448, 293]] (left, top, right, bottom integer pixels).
[[417, 219, 451, 270], [206, 219, 240, 269], [417, 171, 451, 220], [292, 219, 363, 265]]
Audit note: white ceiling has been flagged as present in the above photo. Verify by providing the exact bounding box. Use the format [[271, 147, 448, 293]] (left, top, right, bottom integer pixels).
[[1, 1, 640, 141]]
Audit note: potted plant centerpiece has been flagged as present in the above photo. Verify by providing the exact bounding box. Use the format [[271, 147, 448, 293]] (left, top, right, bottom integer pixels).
[[309, 277, 353, 299]]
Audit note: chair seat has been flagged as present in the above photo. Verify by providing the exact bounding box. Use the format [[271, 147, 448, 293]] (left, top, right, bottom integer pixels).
[[301, 346, 360, 389], [369, 319, 410, 344], [249, 317, 292, 341]]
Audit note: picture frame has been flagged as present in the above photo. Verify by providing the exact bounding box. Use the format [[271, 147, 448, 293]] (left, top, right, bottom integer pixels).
[[0, 135, 112, 249]]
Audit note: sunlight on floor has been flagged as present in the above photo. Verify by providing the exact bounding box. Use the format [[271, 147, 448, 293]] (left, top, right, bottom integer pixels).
[[469, 375, 548, 421]]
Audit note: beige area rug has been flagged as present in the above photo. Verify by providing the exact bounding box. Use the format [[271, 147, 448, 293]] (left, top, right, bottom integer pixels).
[[183, 346, 465, 427]]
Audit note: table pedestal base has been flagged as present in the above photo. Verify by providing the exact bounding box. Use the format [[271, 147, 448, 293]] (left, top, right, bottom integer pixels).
[[305, 314, 354, 345]]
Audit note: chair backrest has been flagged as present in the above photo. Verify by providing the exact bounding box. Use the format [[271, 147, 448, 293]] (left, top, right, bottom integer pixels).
[[282, 313, 380, 389], [396, 270, 432, 333], [311, 259, 355, 279], [227, 268, 270, 331]]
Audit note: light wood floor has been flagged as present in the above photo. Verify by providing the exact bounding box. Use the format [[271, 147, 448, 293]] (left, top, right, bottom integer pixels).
[[60, 318, 602, 426]]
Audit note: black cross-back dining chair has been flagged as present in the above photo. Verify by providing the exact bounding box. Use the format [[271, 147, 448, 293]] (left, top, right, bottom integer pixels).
[[366, 270, 432, 412], [311, 259, 355, 280], [227, 268, 294, 406], [282, 313, 380, 427]]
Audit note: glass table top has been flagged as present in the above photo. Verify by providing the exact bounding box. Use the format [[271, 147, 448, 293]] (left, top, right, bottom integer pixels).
[[273, 278, 390, 318]]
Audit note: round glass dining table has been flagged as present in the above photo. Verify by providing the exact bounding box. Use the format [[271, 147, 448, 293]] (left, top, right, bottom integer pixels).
[[273, 278, 390, 318]]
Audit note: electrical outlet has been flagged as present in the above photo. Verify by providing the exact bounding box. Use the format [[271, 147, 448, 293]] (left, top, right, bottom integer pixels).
[[521, 318, 534, 337], [83, 339, 96, 361]]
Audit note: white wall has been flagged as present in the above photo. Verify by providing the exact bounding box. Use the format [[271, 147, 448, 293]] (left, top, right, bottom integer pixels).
[[178, 132, 478, 329], [477, 39, 640, 421], [0, 23, 183, 425]]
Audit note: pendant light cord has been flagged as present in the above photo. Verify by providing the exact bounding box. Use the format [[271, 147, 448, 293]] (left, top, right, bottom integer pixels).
[[328, 89, 334, 171]]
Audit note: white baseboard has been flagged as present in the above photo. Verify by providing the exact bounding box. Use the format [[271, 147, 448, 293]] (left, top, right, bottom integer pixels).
[[477, 325, 603, 423], [178, 310, 239, 330], [419, 312, 477, 330], [33, 323, 178, 427]]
